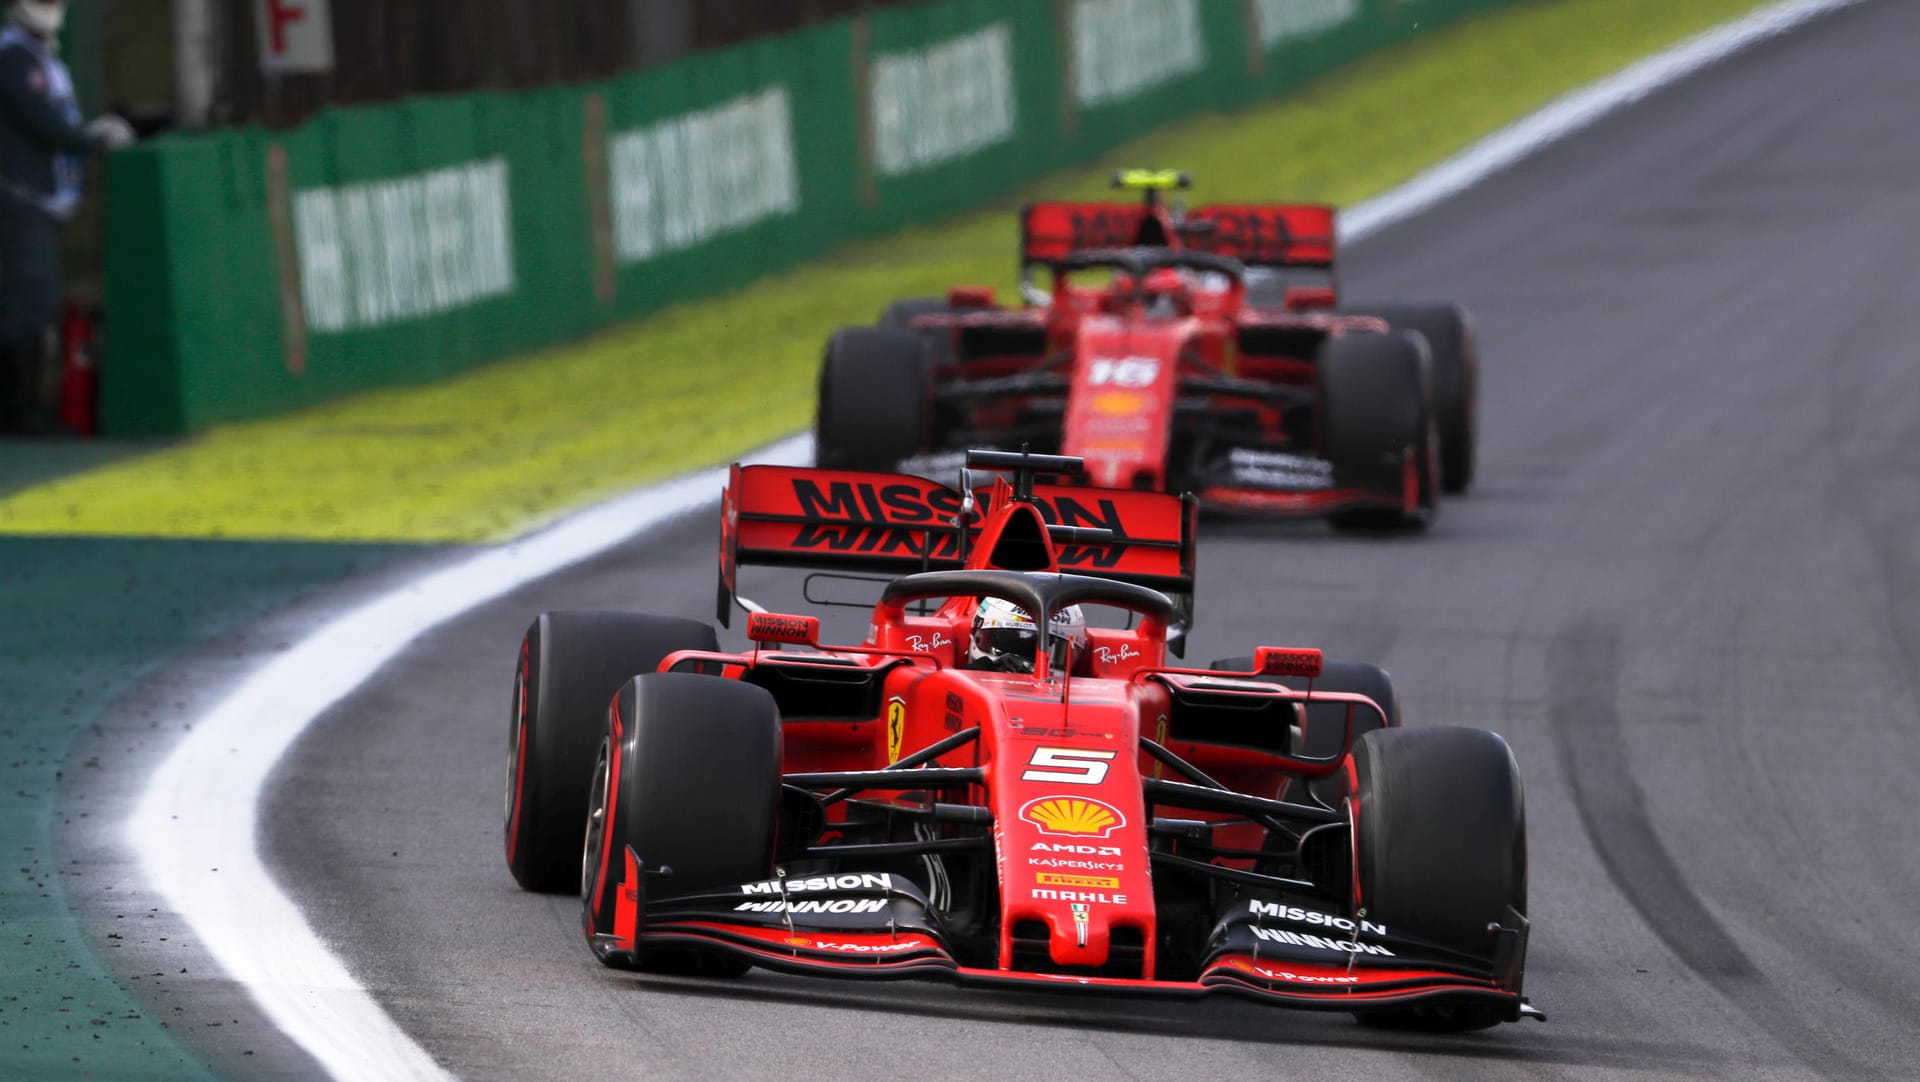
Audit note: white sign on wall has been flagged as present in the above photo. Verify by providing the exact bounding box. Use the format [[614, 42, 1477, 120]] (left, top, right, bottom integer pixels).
[[255, 0, 336, 75], [1255, 0, 1361, 48], [870, 23, 1017, 178], [1070, 0, 1204, 107], [607, 88, 801, 265], [292, 159, 517, 333]]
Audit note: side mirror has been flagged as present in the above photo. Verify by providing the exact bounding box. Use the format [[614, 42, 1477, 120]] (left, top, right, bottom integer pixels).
[[948, 285, 995, 309], [1255, 646, 1322, 678], [1283, 286, 1337, 311], [747, 612, 819, 647]]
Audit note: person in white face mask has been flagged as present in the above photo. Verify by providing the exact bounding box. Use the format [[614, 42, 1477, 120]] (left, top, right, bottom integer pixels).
[[0, 0, 134, 434]]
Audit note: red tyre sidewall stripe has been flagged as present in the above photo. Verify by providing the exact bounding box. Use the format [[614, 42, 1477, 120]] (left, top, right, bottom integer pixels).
[[1345, 756, 1364, 911], [590, 693, 625, 922], [505, 639, 530, 863]]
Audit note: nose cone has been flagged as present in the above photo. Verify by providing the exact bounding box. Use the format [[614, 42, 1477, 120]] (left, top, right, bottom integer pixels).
[[996, 782, 1156, 975], [1063, 320, 1180, 494]]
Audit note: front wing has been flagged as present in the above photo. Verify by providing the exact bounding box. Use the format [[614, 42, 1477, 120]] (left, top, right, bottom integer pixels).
[[601, 868, 1539, 1021], [1188, 447, 1419, 519]]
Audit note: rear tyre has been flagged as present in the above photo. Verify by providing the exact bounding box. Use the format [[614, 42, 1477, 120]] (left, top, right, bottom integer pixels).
[[1348, 726, 1527, 1031], [504, 612, 718, 893], [877, 297, 950, 328], [879, 297, 957, 366], [1318, 331, 1434, 532], [582, 673, 782, 973], [1352, 304, 1477, 494], [1207, 656, 1398, 804], [815, 327, 932, 470]]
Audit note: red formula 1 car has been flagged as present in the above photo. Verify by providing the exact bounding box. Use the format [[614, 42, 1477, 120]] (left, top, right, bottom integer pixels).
[[814, 171, 1478, 530], [503, 450, 1539, 1028]]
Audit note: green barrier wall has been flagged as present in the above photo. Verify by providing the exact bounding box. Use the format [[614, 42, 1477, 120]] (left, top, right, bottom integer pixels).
[[103, 0, 1525, 435]]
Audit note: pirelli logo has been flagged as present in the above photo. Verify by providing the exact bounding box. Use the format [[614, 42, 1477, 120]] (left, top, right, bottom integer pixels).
[[1036, 872, 1121, 889]]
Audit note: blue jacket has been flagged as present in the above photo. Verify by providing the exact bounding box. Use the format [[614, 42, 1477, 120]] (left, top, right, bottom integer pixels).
[[0, 23, 96, 220]]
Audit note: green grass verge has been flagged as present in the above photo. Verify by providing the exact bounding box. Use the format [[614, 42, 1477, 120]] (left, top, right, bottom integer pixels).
[[0, 0, 1775, 542]]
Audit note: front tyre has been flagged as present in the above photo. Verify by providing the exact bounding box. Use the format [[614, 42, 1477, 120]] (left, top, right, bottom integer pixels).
[[504, 612, 718, 893], [1351, 304, 1477, 494], [582, 673, 782, 973], [1348, 726, 1527, 1030], [1318, 331, 1435, 533]]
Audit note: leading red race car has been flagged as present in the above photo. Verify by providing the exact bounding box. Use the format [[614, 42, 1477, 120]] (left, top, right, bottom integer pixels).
[[503, 450, 1539, 1029], [814, 171, 1478, 530]]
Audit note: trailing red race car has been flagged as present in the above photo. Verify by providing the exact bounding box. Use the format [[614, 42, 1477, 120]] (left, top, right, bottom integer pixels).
[[503, 449, 1539, 1029], [814, 171, 1478, 530]]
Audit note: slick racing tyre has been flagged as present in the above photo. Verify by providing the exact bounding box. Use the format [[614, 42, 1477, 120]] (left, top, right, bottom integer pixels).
[[877, 297, 949, 328], [815, 327, 932, 471], [582, 673, 782, 973], [1318, 330, 1436, 532], [1208, 656, 1399, 805], [1348, 726, 1527, 1031], [505, 612, 718, 893], [1351, 304, 1477, 494], [878, 297, 957, 365]]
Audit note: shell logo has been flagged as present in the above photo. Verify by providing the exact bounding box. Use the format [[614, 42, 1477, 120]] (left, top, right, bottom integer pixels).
[[1091, 391, 1148, 415], [1021, 796, 1126, 838]]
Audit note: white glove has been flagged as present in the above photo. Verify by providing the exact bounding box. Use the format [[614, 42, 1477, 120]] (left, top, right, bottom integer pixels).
[[87, 114, 136, 151]]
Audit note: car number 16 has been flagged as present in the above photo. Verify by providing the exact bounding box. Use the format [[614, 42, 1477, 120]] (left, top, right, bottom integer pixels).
[[1088, 357, 1159, 387]]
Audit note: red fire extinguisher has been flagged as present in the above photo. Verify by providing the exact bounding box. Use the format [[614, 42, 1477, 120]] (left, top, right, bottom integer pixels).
[[58, 299, 98, 437]]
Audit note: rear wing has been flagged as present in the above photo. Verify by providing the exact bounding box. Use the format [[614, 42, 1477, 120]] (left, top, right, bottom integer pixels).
[[1020, 200, 1336, 271], [1021, 201, 1162, 266], [717, 463, 1198, 639], [1185, 204, 1337, 269]]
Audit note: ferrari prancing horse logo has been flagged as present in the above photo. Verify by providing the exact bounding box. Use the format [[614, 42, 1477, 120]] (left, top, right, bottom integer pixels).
[[886, 697, 906, 764]]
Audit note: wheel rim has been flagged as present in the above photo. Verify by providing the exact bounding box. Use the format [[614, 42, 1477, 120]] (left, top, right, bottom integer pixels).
[[581, 738, 612, 900]]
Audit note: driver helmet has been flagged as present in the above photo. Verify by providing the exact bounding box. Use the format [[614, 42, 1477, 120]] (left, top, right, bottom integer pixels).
[[967, 598, 1089, 673], [1140, 266, 1190, 317]]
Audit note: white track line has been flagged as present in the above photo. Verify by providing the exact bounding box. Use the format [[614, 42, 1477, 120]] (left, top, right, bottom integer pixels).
[[125, 2, 1866, 1077], [128, 436, 811, 1081]]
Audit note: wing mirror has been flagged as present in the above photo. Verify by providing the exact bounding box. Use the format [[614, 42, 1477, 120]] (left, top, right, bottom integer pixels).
[[1255, 646, 1322, 678], [1283, 286, 1336, 311], [948, 285, 995, 308], [747, 612, 820, 647]]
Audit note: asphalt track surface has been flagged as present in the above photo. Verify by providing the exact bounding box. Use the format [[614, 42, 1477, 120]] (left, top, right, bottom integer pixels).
[[109, 2, 1920, 1076]]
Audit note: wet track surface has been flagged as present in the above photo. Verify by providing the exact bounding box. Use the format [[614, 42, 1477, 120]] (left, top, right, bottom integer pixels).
[[212, 3, 1920, 1076]]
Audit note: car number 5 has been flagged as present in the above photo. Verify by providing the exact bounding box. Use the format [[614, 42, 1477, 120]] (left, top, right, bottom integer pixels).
[[1023, 746, 1115, 785]]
